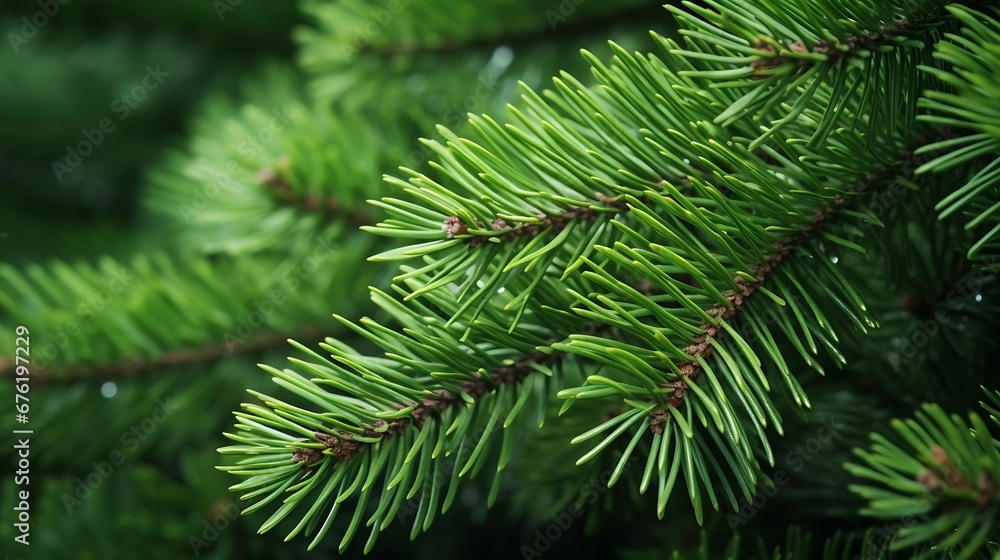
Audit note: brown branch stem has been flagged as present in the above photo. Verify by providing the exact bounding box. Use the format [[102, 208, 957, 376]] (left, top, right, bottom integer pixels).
[[648, 142, 949, 433], [357, 2, 667, 61], [444, 191, 634, 247], [2, 327, 326, 385], [258, 162, 371, 225], [294, 347, 561, 466]]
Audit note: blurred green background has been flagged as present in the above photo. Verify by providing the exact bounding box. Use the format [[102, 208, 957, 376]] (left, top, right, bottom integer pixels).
[[0, 1, 301, 264]]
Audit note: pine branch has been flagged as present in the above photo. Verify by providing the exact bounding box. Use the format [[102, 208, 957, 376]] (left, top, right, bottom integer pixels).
[[291, 345, 560, 467], [299, 0, 661, 62], [218, 283, 583, 551], [669, 0, 973, 150], [745, 6, 936, 72], [916, 5, 1000, 268], [362, 16, 961, 522], [143, 64, 394, 255], [221, 0, 1000, 551], [846, 390, 1000, 558], [0, 247, 373, 383], [257, 163, 372, 225], [651, 139, 955, 418], [444, 191, 632, 247], [651, 167, 885, 421], [1, 326, 325, 384], [355, 1, 665, 61]]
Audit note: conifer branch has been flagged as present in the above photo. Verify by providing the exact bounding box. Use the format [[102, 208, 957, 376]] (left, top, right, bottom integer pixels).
[[444, 192, 632, 247], [651, 135, 957, 430], [847, 395, 1000, 557], [749, 0, 994, 73], [257, 163, 372, 225], [2, 327, 327, 384], [0, 248, 370, 386], [916, 4, 1000, 267], [219, 1, 1000, 549], [651, 165, 891, 424], [143, 68, 390, 255], [312, 0, 663, 60], [292, 346, 561, 466], [345, 1, 665, 61], [749, 17, 916, 73]]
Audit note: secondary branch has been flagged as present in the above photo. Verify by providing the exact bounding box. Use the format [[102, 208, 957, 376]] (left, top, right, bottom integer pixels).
[[0, 327, 326, 385]]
